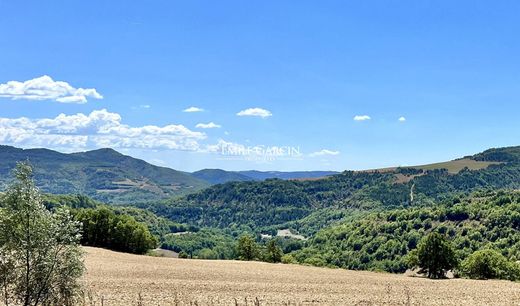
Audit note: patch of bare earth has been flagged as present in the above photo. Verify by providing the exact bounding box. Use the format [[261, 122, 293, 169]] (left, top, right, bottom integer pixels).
[[84, 247, 520, 305]]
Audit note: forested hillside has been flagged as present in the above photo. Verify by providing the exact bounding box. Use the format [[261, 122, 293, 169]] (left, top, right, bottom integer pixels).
[[143, 146, 520, 236], [0, 146, 209, 203], [293, 190, 520, 273]]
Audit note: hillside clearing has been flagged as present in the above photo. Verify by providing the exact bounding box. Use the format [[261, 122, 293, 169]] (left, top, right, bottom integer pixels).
[[84, 247, 520, 305], [363, 158, 501, 175], [411, 158, 502, 174]]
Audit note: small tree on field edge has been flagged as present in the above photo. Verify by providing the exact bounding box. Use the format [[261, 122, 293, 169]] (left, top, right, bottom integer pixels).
[[0, 162, 84, 306], [237, 234, 259, 261], [264, 239, 283, 263]]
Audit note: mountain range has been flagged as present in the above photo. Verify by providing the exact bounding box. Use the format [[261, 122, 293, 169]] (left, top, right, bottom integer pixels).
[[0, 145, 337, 203], [1, 144, 519, 206]]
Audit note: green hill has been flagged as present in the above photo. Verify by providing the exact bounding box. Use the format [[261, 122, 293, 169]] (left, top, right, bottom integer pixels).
[[147, 145, 520, 234], [0, 146, 209, 203], [293, 190, 520, 273]]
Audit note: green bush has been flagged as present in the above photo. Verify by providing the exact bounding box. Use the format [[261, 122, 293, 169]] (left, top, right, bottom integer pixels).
[[461, 249, 520, 281], [281, 254, 297, 264]]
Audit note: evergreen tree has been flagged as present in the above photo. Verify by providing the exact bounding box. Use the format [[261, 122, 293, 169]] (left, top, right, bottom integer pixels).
[[265, 239, 283, 263]]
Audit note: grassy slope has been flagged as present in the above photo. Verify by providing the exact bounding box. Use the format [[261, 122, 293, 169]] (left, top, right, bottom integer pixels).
[[411, 158, 502, 174]]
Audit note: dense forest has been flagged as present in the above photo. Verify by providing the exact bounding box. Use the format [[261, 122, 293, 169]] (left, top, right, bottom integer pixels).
[[293, 190, 520, 273]]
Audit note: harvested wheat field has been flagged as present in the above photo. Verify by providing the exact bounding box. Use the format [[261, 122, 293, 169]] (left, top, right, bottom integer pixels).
[[84, 247, 520, 306]]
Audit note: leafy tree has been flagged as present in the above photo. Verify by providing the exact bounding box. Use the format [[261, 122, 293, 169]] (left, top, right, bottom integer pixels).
[[0, 163, 84, 306], [415, 232, 457, 278], [75, 207, 158, 254], [237, 234, 259, 261], [461, 249, 520, 281], [264, 239, 284, 263]]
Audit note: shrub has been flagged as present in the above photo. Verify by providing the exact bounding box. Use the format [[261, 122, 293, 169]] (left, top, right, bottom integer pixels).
[[461, 249, 520, 281], [281, 254, 297, 264]]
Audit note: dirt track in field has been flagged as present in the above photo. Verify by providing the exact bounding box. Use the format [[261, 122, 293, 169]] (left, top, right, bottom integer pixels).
[[84, 247, 520, 305]]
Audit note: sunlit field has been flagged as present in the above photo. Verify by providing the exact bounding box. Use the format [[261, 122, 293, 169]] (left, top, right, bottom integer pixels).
[[84, 247, 520, 306]]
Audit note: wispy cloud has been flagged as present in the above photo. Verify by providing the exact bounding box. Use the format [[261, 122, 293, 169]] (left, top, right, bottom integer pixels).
[[0, 109, 206, 151], [0, 75, 103, 104], [398, 116, 406, 122], [183, 106, 204, 113], [237, 107, 272, 118], [195, 122, 221, 129], [309, 149, 340, 157], [353, 115, 371, 121]]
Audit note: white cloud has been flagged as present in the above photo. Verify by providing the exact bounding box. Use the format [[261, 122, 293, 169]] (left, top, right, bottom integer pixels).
[[353, 115, 371, 121], [0, 109, 206, 151], [0, 75, 103, 104], [236, 107, 272, 118], [309, 149, 340, 157], [398, 116, 406, 122], [183, 106, 204, 113], [195, 122, 221, 129]]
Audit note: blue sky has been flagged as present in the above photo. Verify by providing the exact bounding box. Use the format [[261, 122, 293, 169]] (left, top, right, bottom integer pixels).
[[1, 1, 519, 171]]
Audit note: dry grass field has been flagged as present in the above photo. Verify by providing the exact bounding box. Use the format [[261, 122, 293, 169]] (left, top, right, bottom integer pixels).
[[361, 158, 501, 175], [84, 247, 520, 306]]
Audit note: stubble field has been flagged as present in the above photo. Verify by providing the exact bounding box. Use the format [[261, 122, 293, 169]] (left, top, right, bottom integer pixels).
[[84, 247, 520, 305]]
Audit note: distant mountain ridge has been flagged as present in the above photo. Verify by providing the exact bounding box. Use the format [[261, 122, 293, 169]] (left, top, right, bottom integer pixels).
[[192, 169, 252, 185], [192, 169, 339, 184], [237, 170, 339, 181], [2, 145, 519, 204], [0, 146, 208, 203], [0, 145, 340, 202]]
